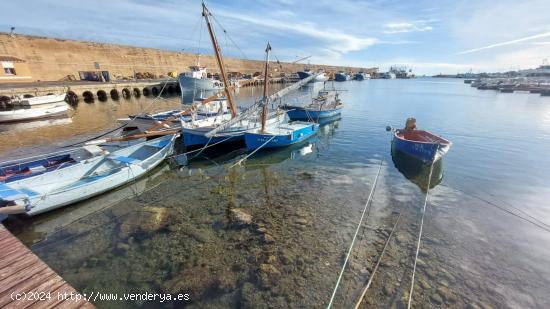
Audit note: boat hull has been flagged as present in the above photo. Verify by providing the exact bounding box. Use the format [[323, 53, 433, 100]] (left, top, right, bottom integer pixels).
[[0, 135, 176, 216], [178, 74, 224, 91], [244, 122, 319, 150], [13, 94, 67, 106], [392, 130, 451, 163], [0, 104, 68, 123], [285, 108, 342, 120]]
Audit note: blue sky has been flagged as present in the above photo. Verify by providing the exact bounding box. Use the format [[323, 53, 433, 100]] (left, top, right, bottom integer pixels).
[[2, 0, 550, 75]]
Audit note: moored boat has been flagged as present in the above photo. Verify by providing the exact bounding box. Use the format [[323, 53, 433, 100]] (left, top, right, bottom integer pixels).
[[11, 93, 67, 106], [282, 83, 344, 121], [178, 61, 224, 91], [0, 103, 68, 123], [244, 43, 319, 151], [389, 118, 452, 163], [0, 134, 176, 216]]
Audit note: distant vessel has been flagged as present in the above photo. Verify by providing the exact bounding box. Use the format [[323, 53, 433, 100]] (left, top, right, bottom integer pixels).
[[354, 72, 371, 81], [11, 93, 67, 106], [334, 71, 351, 82], [381, 72, 397, 79], [390, 66, 414, 79], [297, 68, 328, 82], [178, 59, 224, 91]]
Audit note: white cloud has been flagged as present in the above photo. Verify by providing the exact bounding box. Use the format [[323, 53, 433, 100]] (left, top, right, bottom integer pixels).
[[216, 10, 379, 55], [383, 20, 435, 34]]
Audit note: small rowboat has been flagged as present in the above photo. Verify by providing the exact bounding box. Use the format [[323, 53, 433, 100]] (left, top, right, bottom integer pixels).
[[392, 129, 452, 163], [0, 104, 68, 123], [0, 134, 176, 216]]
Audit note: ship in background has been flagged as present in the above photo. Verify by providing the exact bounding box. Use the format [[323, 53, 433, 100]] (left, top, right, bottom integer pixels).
[[390, 65, 415, 78]]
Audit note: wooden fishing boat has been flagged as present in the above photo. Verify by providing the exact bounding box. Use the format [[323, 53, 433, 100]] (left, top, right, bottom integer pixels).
[[0, 104, 68, 123], [282, 84, 343, 121], [11, 93, 67, 106], [117, 97, 230, 132], [0, 134, 176, 216], [391, 146, 443, 190], [244, 43, 319, 151], [391, 125, 451, 163]]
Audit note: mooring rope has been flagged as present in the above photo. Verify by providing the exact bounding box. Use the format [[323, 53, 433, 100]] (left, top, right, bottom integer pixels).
[[327, 159, 384, 309], [229, 135, 276, 169], [354, 212, 402, 309], [407, 159, 436, 309]]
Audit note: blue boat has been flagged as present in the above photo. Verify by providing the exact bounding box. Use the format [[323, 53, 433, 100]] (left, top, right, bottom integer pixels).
[[334, 72, 350, 82], [244, 121, 319, 150], [354, 72, 371, 81], [392, 129, 452, 163], [282, 85, 344, 121]]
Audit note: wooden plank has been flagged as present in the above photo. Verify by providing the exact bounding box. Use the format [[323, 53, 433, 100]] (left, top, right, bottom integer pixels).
[[0, 225, 95, 308], [0, 271, 56, 307]]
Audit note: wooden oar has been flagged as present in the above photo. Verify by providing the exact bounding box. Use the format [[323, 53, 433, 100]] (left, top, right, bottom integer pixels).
[[85, 128, 179, 145], [0, 204, 26, 215]]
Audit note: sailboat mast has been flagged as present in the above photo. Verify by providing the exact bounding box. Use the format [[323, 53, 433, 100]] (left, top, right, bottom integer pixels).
[[261, 43, 271, 133], [202, 3, 237, 118]]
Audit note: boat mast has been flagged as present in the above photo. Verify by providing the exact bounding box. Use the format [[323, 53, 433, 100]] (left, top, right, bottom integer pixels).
[[261, 42, 271, 133], [202, 2, 237, 118]]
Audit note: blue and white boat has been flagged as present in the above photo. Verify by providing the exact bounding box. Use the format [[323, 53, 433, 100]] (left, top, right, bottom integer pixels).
[[335, 71, 351, 82], [244, 43, 319, 151], [0, 134, 176, 216], [355, 72, 371, 81], [392, 129, 452, 163], [297, 68, 328, 82], [244, 121, 319, 150], [282, 87, 343, 121]]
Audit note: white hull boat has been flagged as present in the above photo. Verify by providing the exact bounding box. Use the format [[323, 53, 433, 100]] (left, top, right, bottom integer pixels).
[[12, 93, 67, 106], [0, 134, 176, 216], [0, 103, 69, 123]]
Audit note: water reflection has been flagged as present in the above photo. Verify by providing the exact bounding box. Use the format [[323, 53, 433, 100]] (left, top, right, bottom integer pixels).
[[391, 146, 443, 190]]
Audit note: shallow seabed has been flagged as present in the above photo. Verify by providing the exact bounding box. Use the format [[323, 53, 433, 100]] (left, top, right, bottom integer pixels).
[[4, 79, 550, 308]]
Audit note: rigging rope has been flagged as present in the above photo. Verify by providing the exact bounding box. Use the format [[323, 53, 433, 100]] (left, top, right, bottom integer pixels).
[[407, 158, 436, 309], [354, 212, 402, 309], [327, 159, 383, 309]]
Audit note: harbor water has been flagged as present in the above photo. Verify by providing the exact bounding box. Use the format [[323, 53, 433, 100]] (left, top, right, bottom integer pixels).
[[3, 78, 550, 308]]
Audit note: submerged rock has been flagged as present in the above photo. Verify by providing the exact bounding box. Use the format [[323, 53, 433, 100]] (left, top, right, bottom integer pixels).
[[230, 208, 253, 226], [118, 206, 179, 239], [430, 293, 443, 305], [163, 265, 217, 298], [258, 263, 281, 288]]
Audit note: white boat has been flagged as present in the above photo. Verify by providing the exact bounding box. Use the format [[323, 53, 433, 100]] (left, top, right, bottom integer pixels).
[[11, 93, 67, 106], [117, 97, 230, 132], [0, 103, 68, 123], [0, 134, 176, 216], [178, 64, 224, 91]]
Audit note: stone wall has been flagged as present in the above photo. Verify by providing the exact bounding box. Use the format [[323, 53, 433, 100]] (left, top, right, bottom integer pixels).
[[0, 33, 376, 82]]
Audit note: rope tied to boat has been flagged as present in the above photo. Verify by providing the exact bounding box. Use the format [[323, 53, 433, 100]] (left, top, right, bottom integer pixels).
[[229, 135, 277, 169], [354, 212, 402, 309], [327, 159, 384, 309], [406, 155, 437, 309]]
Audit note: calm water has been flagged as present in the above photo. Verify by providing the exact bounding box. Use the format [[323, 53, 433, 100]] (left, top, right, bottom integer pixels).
[[3, 78, 550, 308]]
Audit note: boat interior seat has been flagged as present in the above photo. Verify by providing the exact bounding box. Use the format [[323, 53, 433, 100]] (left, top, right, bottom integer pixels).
[[108, 155, 140, 164], [83, 145, 108, 157], [0, 183, 39, 201], [148, 139, 171, 149]]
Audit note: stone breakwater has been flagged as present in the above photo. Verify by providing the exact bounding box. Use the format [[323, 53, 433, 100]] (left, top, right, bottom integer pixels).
[[0, 33, 375, 82]]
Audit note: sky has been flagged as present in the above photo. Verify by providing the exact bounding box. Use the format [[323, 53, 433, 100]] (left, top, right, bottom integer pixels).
[[2, 0, 550, 75]]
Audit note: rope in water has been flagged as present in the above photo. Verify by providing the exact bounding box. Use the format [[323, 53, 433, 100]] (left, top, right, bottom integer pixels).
[[440, 184, 550, 233], [229, 135, 276, 169], [354, 212, 402, 309], [407, 159, 436, 309], [327, 159, 383, 309]]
